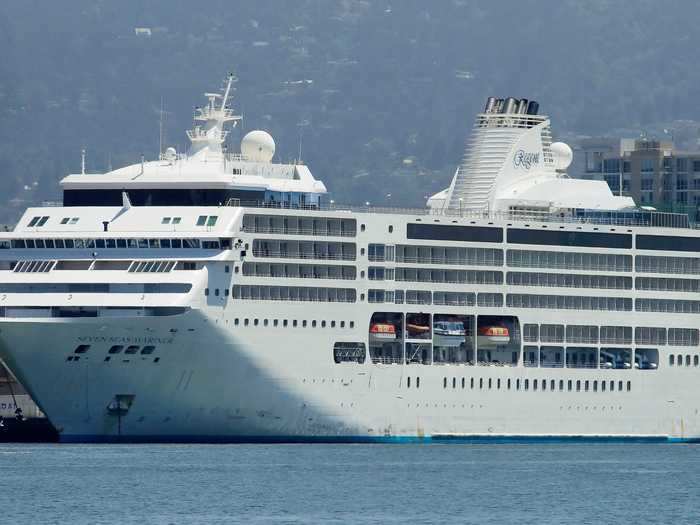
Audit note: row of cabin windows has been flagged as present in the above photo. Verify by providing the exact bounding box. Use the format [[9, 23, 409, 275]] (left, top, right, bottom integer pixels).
[[28, 216, 78, 227], [669, 354, 700, 366], [231, 285, 356, 303], [523, 324, 699, 346], [241, 214, 358, 237], [442, 376, 632, 393], [235, 318, 355, 329], [4, 237, 226, 250]]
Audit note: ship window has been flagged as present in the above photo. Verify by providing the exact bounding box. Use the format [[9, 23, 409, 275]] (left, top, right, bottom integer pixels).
[[138, 238, 148, 249], [388, 225, 393, 233], [244, 319, 249, 326], [669, 354, 675, 366], [593, 380, 598, 392], [567, 380, 572, 391], [618, 380, 623, 391], [96, 239, 105, 248], [350, 321, 354, 328], [534, 379, 538, 391], [215, 289, 220, 296], [302, 320, 307, 327], [254, 319, 259, 326], [461, 378, 465, 388], [69, 218, 79, 224], [408, 223, 503, 243], [331, 321, 336, 328], [154, 357, 160, 363], [340, 321, 345, 328], [60, 217, 70, 225], [361, 224, 366, 232], [171, 239, 182, 249], [584, 380, 589, 392], [333, 342, 366, 364], [125, 345, 139, 354], [678, 354, 683, 365], [105, 239, 116, 248], [116, 239, 126, 248], [695, 355, 699, 366], [74, 345, 90, 354], [321, 320, 326, 328], [207, 216, 218, 227], [225, 289, 229, 297], [273, 319, 278, 327], [173, 217, 182, 225], [108, 345, 123, 354], [162, 217, 171, 224], [452, 377, 456, 389], [687, 355, 692, 366], [196, 216, 207, 226], [516, 379, 520, 390], [627, 381, 631, 392], [601, 381, 606, 392], [25, 239, 36, 248], [312, 320, 317, 328], [234, 318, 239, 325], [479, 378, 483, 389], [263, 319, 268, 327], [28, 216, 40, 227], [509, 229, 631, 249], [524, 379, 529, 391], [293, 320, 298, 327], [407, 377, 411, 388], [416, 377, 420, 388], [507, 379, 511, 390], [141, 346, 155, 355], [37, 216, 49, 226], [472, 378, 475, 389], [160, 239, 171, 248], [610, 381, 615, 391], [488, 378, 492, 389]]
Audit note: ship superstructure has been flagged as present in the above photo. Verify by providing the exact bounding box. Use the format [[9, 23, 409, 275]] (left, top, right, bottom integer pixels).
[[0, 81, 699, 442]]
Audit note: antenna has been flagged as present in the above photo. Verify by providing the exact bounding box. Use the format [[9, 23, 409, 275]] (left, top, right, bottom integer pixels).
[[159, 96, 165, 158], [297, 119, 310, 163]]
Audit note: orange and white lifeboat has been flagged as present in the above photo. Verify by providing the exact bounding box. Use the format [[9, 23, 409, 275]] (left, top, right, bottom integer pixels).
[[370, 323, 397, 341], [477, 326, 510, 346]]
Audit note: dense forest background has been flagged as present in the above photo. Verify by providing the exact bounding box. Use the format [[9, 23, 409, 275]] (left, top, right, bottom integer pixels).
[[2, 0, 700, 221]]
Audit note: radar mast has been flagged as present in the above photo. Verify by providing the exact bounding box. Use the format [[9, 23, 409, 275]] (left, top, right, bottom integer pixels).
[[186, 74, 241, 158]]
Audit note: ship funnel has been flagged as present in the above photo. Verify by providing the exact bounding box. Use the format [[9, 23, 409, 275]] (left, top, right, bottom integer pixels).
[[501, 97, 517, 114], [526, 100, 539, 115], [517, 98, 529, 114], [484, 97, 497, 113]]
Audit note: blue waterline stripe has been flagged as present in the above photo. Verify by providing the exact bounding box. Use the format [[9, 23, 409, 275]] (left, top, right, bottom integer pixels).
[[59, 434, 700, 444]]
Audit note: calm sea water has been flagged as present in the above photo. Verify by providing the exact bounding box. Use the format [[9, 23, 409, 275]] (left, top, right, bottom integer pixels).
[[0, 443, 698, 524]]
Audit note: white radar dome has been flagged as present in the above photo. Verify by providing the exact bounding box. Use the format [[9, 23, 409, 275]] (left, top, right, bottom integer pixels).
[[241, 130, 275, 163], [550, 142, 573, 171]]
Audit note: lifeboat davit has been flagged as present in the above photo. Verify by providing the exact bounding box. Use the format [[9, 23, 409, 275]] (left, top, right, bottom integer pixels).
[[477, 326, 510, 346], [406, 323, 431, 338], [370, 323, 397, 340]]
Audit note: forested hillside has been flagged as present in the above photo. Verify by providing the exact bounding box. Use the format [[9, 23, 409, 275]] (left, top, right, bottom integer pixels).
[[2, 0, 700, 221]]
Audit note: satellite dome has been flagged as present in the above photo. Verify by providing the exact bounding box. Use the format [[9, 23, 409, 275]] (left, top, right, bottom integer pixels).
[[550, 142, 573, 171], [164, 147, 177, 161], [241, 130, 275, 163]]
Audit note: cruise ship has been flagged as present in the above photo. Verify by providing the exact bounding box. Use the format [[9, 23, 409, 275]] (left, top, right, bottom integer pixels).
[[1, 76, 699, 442]]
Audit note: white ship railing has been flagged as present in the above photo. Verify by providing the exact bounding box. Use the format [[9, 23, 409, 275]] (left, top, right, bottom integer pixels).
[[229, 200, 693, 230]]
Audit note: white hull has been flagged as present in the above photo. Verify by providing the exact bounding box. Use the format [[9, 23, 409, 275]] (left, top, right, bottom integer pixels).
[[1, 305, 698, 442]]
